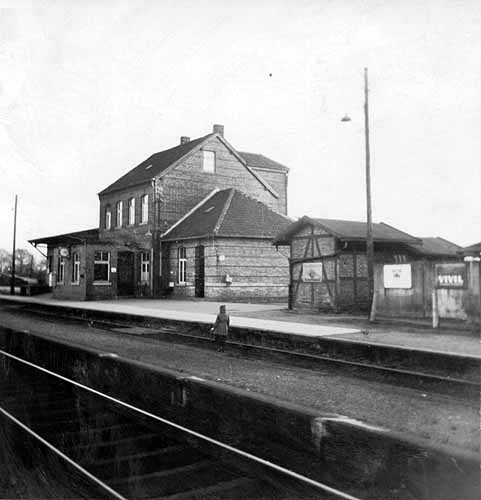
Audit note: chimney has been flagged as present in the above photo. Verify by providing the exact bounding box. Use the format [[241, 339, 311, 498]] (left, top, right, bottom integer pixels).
[[180, 136, 190, 144], [213, 124, 224, 136]]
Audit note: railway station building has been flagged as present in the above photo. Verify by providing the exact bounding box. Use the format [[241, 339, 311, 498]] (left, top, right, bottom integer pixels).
[[30, 124, 291, 302]]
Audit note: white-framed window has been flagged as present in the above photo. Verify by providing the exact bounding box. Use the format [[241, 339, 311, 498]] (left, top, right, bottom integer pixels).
[[72, 252, 80, 284], [116, 201, 123, 228], [177, 247, 187, 283], [141, 194, 148, 223], [140, 251, 150, 283], [105, 206, 111, 230], [202, 150, 215, 173], [57, 257, 65, 284], [94, 251, 110, 282], [128, 197, 135, 225]]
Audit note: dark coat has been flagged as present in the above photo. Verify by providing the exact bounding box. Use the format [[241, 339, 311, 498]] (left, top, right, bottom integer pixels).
[[213, 313, 230, 336]]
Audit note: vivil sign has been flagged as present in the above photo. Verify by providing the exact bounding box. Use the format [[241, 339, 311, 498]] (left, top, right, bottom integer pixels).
[[435, 263, 467, 288]]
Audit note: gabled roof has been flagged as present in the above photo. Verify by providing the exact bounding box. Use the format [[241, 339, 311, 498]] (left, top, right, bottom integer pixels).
[[99, 134, 211, 195], [29, 228, 101, 246], [238, 152, 289, 172], [273, 216, 420, 245], [98, 132, 288, 197], [407, 237, 462, 257], [162, 189, 291, 241]]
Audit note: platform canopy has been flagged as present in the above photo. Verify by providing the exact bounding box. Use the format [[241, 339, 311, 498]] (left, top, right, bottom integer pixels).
[[29, 228, 101, 246]]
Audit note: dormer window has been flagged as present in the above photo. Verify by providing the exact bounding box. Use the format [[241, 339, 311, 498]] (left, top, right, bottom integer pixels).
[[105, 206, 111, 230], [116, 201, 123, 228], [202, 151, 215, 173]]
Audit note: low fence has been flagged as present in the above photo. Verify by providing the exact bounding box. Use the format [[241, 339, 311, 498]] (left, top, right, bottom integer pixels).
[[374, 260, 481, 325]]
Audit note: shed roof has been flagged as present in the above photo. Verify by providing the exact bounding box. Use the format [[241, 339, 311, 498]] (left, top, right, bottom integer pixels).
[[29, 228, 101, 246], [273, 216, 420, 245], [407, 237, 462, 257], [238, 152, 289, 172], [162, 189, 291, 241], [460, 241, 481, 256]]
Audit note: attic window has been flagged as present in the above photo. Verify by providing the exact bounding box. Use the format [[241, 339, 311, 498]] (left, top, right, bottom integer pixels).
[[202, 151, 215, 173], [145, 164, 152, 170], [204, 206, 215, 213]]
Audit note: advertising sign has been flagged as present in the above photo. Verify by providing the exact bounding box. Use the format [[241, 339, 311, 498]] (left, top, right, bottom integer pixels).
[[435, 263, 466, 288], [383, 264, 412, 289], [302, 262, 323, 282]]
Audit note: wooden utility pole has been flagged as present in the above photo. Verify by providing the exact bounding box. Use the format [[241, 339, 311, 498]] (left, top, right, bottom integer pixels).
[[364, 68, 375, 318], [10, 194, 18, 295]]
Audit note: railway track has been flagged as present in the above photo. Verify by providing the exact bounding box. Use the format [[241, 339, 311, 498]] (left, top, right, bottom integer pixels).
[[4, 302, 479, 399], [0, 349, 361, 500]]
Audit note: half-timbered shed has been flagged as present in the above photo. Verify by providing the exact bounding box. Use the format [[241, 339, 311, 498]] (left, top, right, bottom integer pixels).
[[273, 217, 422, 312], [29, 124, 291, 302]]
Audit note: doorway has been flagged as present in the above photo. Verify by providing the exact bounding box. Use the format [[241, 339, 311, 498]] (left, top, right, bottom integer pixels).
[[194, 245, 205, 298], [117, 251, 135, 296]]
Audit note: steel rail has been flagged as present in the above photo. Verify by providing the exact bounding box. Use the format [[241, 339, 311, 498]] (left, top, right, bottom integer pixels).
[[0, 349, 363, 500], [0, 405, 127, 500]]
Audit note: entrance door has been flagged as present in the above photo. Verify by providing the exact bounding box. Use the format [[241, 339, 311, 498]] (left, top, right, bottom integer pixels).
[[194, 245, 205, 298], [117, 251, 135, 296]]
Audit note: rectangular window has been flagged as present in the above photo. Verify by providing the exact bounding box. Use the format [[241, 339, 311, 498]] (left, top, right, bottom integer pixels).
[[105, 207, 111, 230], [202, 151, 215, 173], [140, 251, 150, 283], [57, 257, 65, 284], [128, 197, 135, 225], [116, 201, 123, 227], [177, 247, 187, 283], [94, 251, 110, 282], [47, 255, 53, 273], [72, 252, 80, 284], [141, 194, 148, 223]]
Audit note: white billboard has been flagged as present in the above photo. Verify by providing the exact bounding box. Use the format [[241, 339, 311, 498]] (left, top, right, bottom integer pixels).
[[383, 264, 412, 289], [302, 262, 323, 282]]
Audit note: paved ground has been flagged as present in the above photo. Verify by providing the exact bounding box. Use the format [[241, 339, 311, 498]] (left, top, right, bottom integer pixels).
[[0, 306, 478, 453], [1, 293, 479, 356], [240, 308, 481, 356]]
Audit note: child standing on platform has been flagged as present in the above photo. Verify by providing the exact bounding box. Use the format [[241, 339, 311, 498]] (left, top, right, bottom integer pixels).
[[211, 305, 230, 352]]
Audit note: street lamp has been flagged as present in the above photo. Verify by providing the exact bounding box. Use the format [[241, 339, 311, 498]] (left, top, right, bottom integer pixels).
[[342, 68, 374, 319]]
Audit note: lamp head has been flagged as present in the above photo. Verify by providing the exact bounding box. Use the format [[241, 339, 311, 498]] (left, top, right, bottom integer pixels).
[[341, 114, 352, 122]]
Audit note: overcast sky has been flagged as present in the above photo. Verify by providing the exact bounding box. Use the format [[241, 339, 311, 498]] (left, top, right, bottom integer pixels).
[[1, 0, 480, 255]]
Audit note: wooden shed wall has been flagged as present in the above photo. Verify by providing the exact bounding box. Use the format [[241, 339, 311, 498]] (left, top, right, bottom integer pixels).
[[289, 224, 338, 311], [288, 224, 374, 311]]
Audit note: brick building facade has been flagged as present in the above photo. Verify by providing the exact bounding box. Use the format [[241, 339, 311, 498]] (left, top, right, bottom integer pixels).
[[30, 124, 291, 301]]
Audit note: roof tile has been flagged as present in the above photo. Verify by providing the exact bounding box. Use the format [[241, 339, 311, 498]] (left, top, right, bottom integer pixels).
[[162, 189, 290, 241], [99, 134, 211, 195], [238, 151, 289, 172]]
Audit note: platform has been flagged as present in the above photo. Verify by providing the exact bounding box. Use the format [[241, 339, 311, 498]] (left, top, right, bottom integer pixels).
[[0, 293, 479, 356], [0, 294, 360, 338]]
